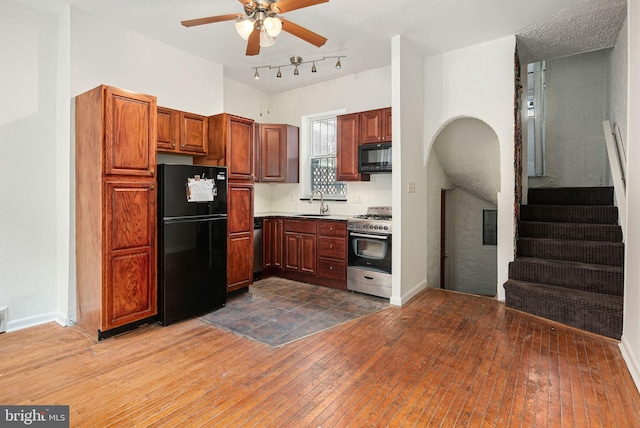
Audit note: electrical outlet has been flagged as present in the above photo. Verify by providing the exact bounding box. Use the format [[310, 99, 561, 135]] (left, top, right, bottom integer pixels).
[[352, 195, 362, 204], [0, 306, 7, 333]]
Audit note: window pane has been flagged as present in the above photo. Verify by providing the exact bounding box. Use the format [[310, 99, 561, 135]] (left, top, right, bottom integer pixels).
[[311, 158, 346, 198], [311, 117, 337, 156]]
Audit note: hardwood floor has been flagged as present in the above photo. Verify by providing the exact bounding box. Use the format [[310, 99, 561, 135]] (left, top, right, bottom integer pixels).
[[1, 287, 639, 427]]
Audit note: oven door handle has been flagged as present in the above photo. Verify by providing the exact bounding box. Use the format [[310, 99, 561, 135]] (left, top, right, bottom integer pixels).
[[350, 232, 389, 240]]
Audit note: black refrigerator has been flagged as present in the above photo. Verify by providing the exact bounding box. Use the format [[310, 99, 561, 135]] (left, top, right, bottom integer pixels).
[[157, 164, 228, 325]]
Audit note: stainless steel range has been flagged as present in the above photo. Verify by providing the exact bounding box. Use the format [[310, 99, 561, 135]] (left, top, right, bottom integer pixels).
[[347, 206, 392, 298]]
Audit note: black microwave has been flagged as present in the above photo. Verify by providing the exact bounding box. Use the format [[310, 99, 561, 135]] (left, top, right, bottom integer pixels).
[[358, 142, 392, 173]]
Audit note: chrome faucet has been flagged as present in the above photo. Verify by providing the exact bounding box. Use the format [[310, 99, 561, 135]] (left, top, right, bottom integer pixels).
[[310, 190, 329, 215]]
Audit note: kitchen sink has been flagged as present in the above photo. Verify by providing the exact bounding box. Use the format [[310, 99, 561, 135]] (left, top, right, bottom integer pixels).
[[295, 214, 327, 217]]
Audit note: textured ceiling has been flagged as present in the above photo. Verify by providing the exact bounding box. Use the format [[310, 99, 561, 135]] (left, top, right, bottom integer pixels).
[[517, 0, 627, 64]]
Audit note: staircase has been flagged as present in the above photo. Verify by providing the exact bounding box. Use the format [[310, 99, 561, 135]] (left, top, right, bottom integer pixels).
[[504, 187, 624, 340]]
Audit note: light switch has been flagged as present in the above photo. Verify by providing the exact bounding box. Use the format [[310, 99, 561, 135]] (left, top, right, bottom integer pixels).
[[408, 182, 416, 193]]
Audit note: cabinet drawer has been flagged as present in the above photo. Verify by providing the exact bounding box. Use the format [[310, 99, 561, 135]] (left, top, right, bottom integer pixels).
[[318, 220, 346, 237], [318, 236, 345, 259], [317, 258, 346, 281], [284, 219, 317, 234]]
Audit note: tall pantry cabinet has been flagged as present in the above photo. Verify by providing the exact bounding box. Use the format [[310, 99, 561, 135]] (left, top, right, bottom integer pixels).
[[194, 113, 255, 292], [75, 85, 158, 340]]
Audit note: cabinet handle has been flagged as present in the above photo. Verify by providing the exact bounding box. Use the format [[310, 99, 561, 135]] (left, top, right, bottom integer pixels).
[[330, 266, 333, 270], [172, 143, 176, 148], [329, 244, 333, 248]]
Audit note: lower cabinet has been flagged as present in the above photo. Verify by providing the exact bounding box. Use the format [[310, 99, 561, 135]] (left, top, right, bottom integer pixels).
[[262, 217, 347, 289], [227, 182, 254, 292], [283, 219, 317, 275]]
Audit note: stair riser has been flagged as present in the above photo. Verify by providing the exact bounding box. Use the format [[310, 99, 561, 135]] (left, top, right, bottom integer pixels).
[[528, 187, 614, 206], [520, 206, 619, 224], [517, 239, 624, 267], [504, 281, 622, 340], [518, 222, 622, 242], [508, 261, 623, 296]]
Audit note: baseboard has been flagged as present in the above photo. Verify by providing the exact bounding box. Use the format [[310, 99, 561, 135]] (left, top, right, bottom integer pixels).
[[6, 311, 64, 333], [391, 279, 428, 306], [620, 336, 640, 394]]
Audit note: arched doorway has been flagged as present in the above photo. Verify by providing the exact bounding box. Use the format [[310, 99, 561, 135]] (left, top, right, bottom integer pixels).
[[428, 117, 501, 296]]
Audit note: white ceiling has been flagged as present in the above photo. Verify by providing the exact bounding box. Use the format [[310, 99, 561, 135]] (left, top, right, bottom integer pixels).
[[22, 0, 626, 94]]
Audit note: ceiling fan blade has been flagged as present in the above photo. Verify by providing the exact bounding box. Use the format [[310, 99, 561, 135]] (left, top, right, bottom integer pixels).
[[181, 14, 239, 27], [271, 0, 328, 14], [280, 18, 327, 47], [246, 29, 261, 56]]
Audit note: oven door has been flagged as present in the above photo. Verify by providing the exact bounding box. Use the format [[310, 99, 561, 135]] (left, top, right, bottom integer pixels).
[[348, 231, 392, 274]]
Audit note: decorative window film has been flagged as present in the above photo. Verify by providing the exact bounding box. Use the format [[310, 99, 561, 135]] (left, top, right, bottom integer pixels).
[[309, 116, 346, 200]]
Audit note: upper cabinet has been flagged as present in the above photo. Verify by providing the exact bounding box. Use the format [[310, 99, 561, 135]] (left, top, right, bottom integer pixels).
[[360, 107, 392, 144], [336, 113, 369, 182], [256, 123, 299, 183], [194, 113, 255, 181], [157, 107, 208, 156]]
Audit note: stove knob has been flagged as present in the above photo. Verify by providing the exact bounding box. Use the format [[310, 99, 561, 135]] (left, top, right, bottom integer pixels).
[[384, 226, 389, 230], [374, 225, 379, 230]]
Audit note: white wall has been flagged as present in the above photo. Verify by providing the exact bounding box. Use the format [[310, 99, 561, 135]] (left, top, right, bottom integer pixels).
[[447, 189, 498, 295], [609, 20, 628, 157], [530, 50, 610, 188], [0, 0, 63, 330], [620, 0, 640, 393], [392, 36, 428, 304], [223, 66, 394, 216], [424, 36, 516, 301]]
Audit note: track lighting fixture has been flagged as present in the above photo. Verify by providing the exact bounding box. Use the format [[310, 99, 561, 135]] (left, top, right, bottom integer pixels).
[[251, 55, 345, 80]]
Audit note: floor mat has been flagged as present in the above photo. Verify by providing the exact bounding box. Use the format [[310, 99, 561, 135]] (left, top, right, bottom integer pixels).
[[200, 277, 390, 347]]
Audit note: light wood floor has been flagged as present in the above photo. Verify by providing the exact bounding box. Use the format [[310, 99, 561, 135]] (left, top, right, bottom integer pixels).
[[1, 287, 639, 427]]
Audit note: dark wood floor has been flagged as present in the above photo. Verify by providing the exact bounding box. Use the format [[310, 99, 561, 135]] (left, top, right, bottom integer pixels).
[[1, 287, 639, 427]]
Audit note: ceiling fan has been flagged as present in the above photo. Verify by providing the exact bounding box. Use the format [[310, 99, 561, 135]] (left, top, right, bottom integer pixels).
[[181, 0, 329, 56]]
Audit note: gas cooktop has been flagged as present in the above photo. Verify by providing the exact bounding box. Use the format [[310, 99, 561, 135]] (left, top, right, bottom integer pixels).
[[347, 206, 392, 233]]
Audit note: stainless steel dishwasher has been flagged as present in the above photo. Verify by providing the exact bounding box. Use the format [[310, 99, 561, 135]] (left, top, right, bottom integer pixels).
[[253, 217, 263, 280]]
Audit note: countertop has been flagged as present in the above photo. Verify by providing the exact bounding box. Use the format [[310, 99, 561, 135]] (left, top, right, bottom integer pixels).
[[254, 212, 351, 221]]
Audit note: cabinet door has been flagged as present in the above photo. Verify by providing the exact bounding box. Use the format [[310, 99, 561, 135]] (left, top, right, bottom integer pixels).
[[104, 86, 156, 177], [381, 107, 392, 142], [259, 124, 286, 182], [157, 107, 179, 152], [228, 116, 254, 180], [180, 111, 208, 154], [360, 109, 383, 144], [103, 180, 157, 330], [227, 234, 253, 291], [284, 232, 300, 271], [336, 113, 368, 181], [227, 183, 254, 291], [300, 234, 317, 275], [263, 218, 283, 269]]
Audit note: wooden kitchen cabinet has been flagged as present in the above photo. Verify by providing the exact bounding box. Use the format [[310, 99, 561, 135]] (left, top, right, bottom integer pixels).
[[263, 217, 283, 271], [317, 220, 347, 283], [194, 113, 255, 180], [360, 107, 392, 144], [156, 106, 208, 155], [75, 84, 157, 339], [256, 123, 299, 183], [336, 113, 369, 182], [283, 219, 317, 275], [227, 182, 254, 292]]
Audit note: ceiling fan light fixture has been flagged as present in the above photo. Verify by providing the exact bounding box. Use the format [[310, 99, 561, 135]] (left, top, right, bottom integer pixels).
[[235, 18, 254, 40], [263, 16, 282, 37], [259, 30, 275, 47]]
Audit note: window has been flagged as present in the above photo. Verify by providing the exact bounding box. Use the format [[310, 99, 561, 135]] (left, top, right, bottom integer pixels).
[[308, 116, 346, 200], [483, 210, 498, 246]]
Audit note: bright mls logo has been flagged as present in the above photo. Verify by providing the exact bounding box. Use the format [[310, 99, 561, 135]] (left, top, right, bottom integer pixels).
[[0, 406, 69, 427]]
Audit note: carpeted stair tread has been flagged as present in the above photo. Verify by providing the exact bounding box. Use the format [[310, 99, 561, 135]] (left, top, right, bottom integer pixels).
[[509, 257, 623, 296], [517, 237, 624, 267], [504, 279, 623, 339], [528, 187, 614, 206], [518, 221, 622, 242], [520, 205, 619, 224]]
